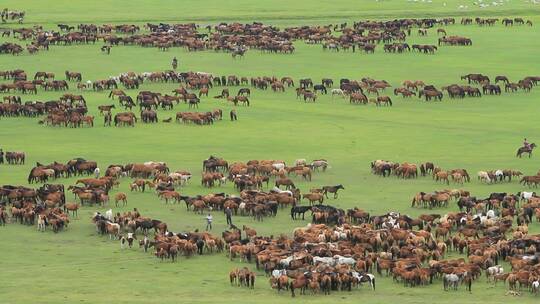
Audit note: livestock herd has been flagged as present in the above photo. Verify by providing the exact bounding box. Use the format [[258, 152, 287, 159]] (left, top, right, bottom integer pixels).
[[3, 11, 540, 300], [0, 146, 540, 296], [0, 16, 533, 56], [3, 147, 540, 298], [371, 160, 540, 189], [0, 67, 538, 128]]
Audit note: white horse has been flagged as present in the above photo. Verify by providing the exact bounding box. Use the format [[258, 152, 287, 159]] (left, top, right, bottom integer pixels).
[[486, 265, 503, 282], [333, 230, 347, 240], [532, 280, 540, 295], [313, 256, 335, 266], [333, 255, 356, 265], [238, 202, 246, 216], [271, 186, 293, 196], [351, 272, 376, 290], [443, 273, 461, 290], [144, 161, 166, 167], [105, 209, 113, 221], [279, 256, 294, 267], [272, 269, 287, 278], [331, 89, 345, 98], [519, 191, 535, 201], [495, 169, 504, 182], [477, 171, 491, 183], [272, 163, 285, 170], [37, 215, 46, 232], [294, 159, 307, 166]]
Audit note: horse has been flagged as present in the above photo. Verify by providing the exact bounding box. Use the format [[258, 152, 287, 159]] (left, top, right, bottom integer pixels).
[[331, 89, 345, 98], [114, 193, 128, 207], [517, 143, 536, 158], [290, 206, 312, 220], [232, 48, 246, 59], [63, 203, 80, 218], [443, 273, 461, 291], [322, 185, 345, 198]]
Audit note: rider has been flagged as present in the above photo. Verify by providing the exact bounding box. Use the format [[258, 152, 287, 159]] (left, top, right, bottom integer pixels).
[[524, 138, 531, 150], [172, 57, 178, 70]]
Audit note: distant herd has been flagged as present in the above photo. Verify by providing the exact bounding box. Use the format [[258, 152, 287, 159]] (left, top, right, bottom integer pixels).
[[0, 67, 537, 129], [0, 16, 533, 56]]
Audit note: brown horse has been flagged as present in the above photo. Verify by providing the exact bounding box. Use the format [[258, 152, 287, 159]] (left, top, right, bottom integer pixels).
[[275, 177, 295, 190], [517, 143, 536, 158], [63, 203, 80, 218], [114, 192, 128, 207]]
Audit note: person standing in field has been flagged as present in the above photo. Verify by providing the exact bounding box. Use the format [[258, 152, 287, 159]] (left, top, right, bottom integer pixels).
[[104, 112, 112, 126], [94, 167, 100, 179], [230, 109, 237, 121], [205, 213, 213, 231], [172, 57, 178, 70], [225, 207, 233, 225]]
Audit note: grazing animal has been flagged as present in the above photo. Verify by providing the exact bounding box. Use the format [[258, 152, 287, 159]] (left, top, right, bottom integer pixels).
[[322, 185, 345, 198]]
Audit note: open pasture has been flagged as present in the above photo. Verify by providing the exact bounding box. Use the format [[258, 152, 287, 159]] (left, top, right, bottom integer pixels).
[[1, 1, 540, 303]]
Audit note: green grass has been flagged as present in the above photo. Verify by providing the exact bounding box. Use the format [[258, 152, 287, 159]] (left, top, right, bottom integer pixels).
[[1, 1, 540, 303]]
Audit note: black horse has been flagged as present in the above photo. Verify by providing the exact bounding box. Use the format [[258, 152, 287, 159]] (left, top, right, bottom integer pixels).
[[313, 84, 327, 94], [291, 206, 312, 220]]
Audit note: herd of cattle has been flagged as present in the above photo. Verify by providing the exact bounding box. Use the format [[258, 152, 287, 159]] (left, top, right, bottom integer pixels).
[[0, 17, 533, 56]]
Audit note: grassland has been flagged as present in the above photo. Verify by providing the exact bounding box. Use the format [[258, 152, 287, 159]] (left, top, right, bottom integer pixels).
[[0, 1, 540, 303]]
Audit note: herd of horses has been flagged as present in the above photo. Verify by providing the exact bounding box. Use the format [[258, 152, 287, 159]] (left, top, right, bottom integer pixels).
[[1, 9, 24, 23], [3, 151, 25, 164], [92, 209, 225, 261], [0, 67, 538, 126], [226, 194, 540, 297], [371, 160, 540, 188], [3, 12, 540, 300], [3, 147, 540, 298], [0, 16, 532, 56], [0, 183, 69, 232]]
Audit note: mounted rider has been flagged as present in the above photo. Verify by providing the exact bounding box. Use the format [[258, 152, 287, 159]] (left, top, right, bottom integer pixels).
[[524, 138, 531, 150]]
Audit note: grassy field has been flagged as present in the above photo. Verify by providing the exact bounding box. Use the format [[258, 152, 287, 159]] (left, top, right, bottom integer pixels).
[[1, 1, 540, 303]]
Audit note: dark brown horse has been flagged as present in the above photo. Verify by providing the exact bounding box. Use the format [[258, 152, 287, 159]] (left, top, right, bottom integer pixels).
[[517, 143, 536, 158]]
